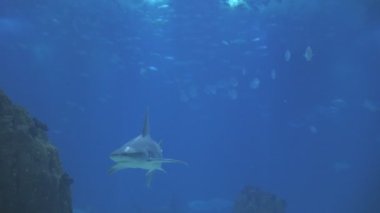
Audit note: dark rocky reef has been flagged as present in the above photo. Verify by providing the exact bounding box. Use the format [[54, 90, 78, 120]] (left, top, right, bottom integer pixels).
[[234, 185, 286, 213], [0, 90, 72, 213]]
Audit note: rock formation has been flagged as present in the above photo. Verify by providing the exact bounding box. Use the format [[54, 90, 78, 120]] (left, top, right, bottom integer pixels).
[[233, 185, 286, 213], [0, 90, 72, 213]]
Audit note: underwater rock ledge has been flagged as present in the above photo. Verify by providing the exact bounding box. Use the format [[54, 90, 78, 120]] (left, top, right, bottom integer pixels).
[[233, 185, 286, 213], [0, 90, 72, 213]]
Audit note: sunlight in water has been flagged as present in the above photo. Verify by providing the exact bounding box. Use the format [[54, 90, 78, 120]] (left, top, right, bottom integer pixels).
[[226, 0, 246, 8], [144, 0, 169, 6], [116, 0, 169, 10]]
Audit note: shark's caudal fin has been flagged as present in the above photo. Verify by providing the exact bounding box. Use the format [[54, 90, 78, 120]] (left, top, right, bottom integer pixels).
[[142, 110, 150, 137]]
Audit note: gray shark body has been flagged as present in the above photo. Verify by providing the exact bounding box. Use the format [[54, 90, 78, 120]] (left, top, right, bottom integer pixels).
[[109, 113, 185, 186]]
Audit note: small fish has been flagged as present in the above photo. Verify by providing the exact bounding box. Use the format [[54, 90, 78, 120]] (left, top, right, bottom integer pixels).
[[271, 69, 276, 80], [252, 37, 261, 42], [363, 99, 379, 112], [0, 17, 28, 36], [221, 40, 229, 46], [164, 56, 175, 60], [257, 45, 268, 50], [158, 4, 169, 9], [250, 78, 260, 89], [284, 49, 291, 62], [148, 66, 158, 71], [304, 46, 313, 61], [241, 68, 247, 76], [309, 125, 318, 134]]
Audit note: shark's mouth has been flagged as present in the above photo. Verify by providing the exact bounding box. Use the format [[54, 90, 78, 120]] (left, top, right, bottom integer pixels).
[[111, 152, 146, 159]]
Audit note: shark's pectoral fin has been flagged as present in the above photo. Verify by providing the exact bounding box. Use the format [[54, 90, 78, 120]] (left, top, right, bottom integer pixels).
[[109, 163, 128, 174], [145, 167, 166, 188], [157, 167, 167, 173], [145, 169, 155, 188], [159, 158, 188, 166], [145, 170, 153, 188]]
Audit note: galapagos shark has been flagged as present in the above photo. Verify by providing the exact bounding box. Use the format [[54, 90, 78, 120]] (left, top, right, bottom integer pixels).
[[109, 112, 186, 186]]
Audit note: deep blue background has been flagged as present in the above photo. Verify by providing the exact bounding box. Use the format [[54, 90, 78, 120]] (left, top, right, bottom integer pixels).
[[1, 0, 380, 212]]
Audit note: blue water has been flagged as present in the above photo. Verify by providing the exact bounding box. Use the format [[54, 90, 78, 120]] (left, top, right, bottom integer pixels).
[[1, 0, 379, 212]]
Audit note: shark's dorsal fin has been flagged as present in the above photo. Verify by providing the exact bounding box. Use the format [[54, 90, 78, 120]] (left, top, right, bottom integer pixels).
[[142, 110, 150, 137]]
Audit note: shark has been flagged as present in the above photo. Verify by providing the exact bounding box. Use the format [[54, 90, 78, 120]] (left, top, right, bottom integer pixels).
[[109, 112, 186, 186]]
